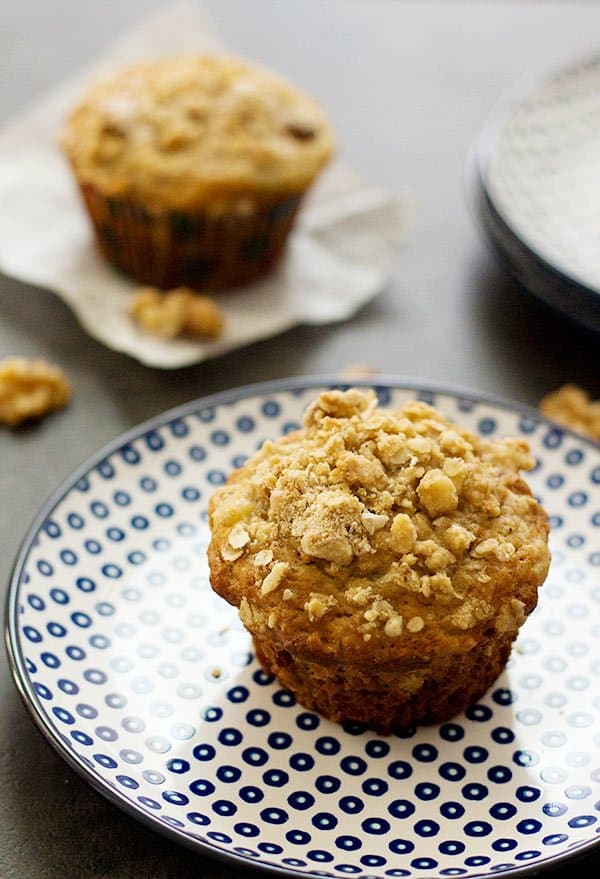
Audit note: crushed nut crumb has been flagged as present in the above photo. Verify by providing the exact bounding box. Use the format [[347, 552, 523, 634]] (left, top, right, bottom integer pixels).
[[444, 523, 476, 555], [338, 364, 377, 380], [305, 593, 336, 621], [390, 513, 417, 553], [0, 357, 70, 427], [130, 286, 224, 339], [540, 384, 600, 441], [384, 614, 403, 637], [361, 510, 389, 535], [417, 469, 459, 517], [406, 616, 425, 633]]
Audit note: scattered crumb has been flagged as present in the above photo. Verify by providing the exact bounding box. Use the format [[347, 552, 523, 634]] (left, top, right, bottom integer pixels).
[[338, 364, 378, 380], [539, 384, 600, 441], [129, 286, 224, 339], [0, 357, 71, 427]]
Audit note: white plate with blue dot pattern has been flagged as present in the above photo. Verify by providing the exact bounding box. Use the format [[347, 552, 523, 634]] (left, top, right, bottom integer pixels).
[[5, 378, 600, 879]]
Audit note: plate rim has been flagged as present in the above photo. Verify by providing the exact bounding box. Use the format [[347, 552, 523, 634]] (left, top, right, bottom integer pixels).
[[5, 374, 600, 879], [471, 52, 600, 330], [466, 163, 600, 334]]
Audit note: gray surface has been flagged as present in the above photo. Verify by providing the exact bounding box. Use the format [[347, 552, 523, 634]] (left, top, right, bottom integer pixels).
[[1, 2, 599, 877]]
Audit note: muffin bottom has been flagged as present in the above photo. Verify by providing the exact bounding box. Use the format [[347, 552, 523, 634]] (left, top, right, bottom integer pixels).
[[253, 632, 514, 734], [79, 183, 303, 290]]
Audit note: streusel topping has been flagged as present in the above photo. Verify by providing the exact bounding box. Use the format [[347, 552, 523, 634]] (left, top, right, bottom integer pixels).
[[208, 389, 550, 650], [62, 55, 334, 211]]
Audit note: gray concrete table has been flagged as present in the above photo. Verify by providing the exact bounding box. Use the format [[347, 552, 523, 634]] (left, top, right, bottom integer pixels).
[[1, 2, 599, 877]]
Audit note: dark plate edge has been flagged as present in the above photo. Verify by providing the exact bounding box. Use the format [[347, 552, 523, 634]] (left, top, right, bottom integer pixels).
[[466, 55, 600, 333], [466, 154, 600, 333], [5, 374, 600, 879]]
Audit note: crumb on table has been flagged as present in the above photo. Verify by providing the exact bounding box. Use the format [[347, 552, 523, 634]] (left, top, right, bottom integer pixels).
[[129, 287, 224, 339], [338, 364, 377, 379], [0, 357, 71, 427], [539, 384, 600, 442]]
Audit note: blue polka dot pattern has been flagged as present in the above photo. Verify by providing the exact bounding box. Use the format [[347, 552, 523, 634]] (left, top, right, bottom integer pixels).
[[7, 382, 600, 879]]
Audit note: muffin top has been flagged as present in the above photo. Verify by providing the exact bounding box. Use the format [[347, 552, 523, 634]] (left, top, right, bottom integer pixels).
[[208, 389, 550, 665], [61, 55, 334, 211]]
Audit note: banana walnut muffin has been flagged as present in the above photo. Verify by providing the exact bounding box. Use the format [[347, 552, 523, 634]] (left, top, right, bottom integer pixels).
[[61, 55, 334, 289], [208, 389, 550, 732]]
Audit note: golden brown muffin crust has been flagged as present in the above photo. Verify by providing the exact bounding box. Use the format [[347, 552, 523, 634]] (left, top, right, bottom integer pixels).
[[208, 389, 550, 671], [61, 55, 334, 211]]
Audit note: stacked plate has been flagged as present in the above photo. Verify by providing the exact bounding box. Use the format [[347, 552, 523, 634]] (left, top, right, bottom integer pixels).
[[472, 56, 600, 332]]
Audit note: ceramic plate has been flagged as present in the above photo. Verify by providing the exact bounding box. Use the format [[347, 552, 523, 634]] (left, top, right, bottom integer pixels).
[[5, 378, 600, 879], [474, 56, 600, 332]]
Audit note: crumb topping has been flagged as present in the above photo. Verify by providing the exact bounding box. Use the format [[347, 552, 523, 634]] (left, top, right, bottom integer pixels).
[[210, 388, 550, 645], [62, 55, 334, 210]]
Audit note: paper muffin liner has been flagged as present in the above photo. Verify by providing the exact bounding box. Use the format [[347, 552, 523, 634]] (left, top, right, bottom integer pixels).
[[252, 630, 514, 734], [78, 183, 303, 290]]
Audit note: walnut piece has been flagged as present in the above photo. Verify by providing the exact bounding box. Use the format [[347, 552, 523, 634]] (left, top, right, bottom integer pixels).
[[305, 593, 337, 621], [130, 287, 224, 339], [390, 513, 417, 553], [540, 384, 600, 441], [417, 469, 459, 517], [0, 357, 70, 427], [361, 510, 389, 535], [384, 614, 403, 637]]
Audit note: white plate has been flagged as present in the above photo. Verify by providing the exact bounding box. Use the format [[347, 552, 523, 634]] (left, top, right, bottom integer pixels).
[[476, 56, 600, 331], [5, 378, 600, 879]]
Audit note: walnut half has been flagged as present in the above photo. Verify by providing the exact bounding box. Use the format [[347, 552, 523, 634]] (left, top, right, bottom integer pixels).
[[0, 357, 71, 427]]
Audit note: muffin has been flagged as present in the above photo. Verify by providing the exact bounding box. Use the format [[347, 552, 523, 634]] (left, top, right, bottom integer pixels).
[[61, 55, 334, 289], [208, 389, 550, 732]]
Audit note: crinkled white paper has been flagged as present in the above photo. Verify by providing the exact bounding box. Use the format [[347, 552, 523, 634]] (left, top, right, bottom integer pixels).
[[0, 3, 407, 369]]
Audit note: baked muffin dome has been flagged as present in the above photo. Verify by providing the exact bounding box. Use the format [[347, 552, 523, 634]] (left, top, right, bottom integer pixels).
[[208, 389, 550, 732], [61, 55, 334, 213]]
